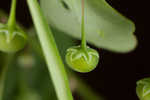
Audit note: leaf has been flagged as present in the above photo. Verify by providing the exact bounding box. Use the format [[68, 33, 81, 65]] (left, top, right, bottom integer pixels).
[[40, 0, 137, 53]]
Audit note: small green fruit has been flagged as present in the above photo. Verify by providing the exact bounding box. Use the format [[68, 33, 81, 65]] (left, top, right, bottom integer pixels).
[[136, 78, 150, 100], [65, 45, 99, 73], [0, 23, 27, 53]]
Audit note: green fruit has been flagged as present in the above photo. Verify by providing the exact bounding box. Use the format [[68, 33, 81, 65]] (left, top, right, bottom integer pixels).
[[0, 23, 27, 53], [65, 45, 99, 73], [136, 78, 150, 100]]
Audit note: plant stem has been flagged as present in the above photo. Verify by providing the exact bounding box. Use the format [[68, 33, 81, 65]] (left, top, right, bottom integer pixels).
[[7, 0, 17, 31], [27, 0, 73, 100], [81, 0, 86, 50], [0, 54, 14, 100]]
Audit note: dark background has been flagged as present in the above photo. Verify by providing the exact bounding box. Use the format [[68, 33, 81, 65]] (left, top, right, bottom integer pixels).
[[0, 0, 149, 100]]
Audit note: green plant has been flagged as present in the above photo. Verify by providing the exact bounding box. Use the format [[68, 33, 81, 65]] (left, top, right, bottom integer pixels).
[[0, 0, 137, 100], [65, 0, 99, 73], [0, 0, 27, 53]]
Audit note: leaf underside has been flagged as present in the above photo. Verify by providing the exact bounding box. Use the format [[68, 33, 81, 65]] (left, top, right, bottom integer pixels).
[[40, 0, 137, 53]]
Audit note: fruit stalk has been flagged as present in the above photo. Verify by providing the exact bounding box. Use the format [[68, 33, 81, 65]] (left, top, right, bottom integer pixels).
[[81, 0, 86, 51]]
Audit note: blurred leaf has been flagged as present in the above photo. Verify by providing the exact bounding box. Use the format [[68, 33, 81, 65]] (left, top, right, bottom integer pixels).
[[16, 91, 40, 100], [40, 0, 137, 53], [2, 57, 18, 100], [17, 52, 57, 100], [0, 52, 5, 72]]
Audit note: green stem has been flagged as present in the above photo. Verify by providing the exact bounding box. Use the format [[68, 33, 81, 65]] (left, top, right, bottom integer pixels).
[[27, 0, 73, 100], [0, 54, 14, 100], [81, 0, 86, 50], [7, 0, 17, 31]]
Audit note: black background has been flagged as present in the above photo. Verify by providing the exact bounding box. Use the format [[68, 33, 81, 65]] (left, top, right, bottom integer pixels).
[[0, 0, 149, 100]]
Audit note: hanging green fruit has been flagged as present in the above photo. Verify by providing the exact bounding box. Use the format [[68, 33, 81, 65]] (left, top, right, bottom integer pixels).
[[66, 45, 99, 73], [65, 0, 99, 73], [0, 0, 27, 53], [136, 78, 150, 100]]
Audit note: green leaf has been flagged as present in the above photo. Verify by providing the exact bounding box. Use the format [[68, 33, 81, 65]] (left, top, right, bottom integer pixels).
[[40, 0, 137, 53]]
